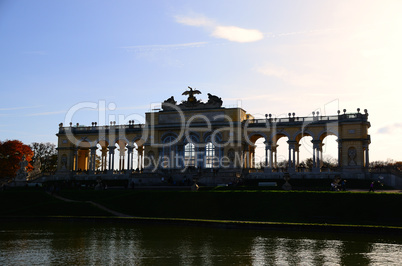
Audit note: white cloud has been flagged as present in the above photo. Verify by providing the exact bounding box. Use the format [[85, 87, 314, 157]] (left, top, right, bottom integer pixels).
[[174, 15, 213, 27], [377, 123, 402, 134], [212, 26, 263, 43], [121, 42, 207, 52], [175, 14, 263, 43]]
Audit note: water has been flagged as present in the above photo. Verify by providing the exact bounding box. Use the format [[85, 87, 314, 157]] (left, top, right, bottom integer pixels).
[[0, 221, 401, 265]]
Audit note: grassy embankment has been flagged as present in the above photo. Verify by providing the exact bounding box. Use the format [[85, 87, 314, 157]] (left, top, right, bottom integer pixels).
[[0, 188, 109, 217], [1, 187, 401, 229], [58, 189, 402, 227]]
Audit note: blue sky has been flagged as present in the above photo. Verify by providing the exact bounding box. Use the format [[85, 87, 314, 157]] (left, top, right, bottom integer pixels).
[[1, 0, 402, 161]]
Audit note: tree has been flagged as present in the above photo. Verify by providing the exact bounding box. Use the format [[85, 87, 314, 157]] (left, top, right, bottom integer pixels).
[[322, 155, 338, 169], [95, 154, 101, 170], [0, 140, 33, 179], [30, 142, 58, 173]]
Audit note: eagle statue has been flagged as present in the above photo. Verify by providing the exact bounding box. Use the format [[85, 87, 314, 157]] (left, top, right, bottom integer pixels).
[[182, 86, 201, 102]]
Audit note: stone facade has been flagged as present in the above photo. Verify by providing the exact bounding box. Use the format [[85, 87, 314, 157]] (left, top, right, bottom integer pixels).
[[56, 90, 371, 183]]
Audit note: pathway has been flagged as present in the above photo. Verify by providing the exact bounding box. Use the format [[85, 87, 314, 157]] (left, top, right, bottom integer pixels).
[[47, 192, 132, 217]]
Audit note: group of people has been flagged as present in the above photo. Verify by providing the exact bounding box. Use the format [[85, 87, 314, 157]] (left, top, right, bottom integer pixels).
[[368, 181, 383, 192], [330, 179, 347, 191]]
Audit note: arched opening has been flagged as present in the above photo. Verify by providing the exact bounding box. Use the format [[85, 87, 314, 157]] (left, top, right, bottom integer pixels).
[[273, 134, 289, 172], [296, 134, 313, 172], [116, 140, 127, 171], [253, 137, 266, 169], [248, 134, 266, 169], [321, 134, 339, 171]]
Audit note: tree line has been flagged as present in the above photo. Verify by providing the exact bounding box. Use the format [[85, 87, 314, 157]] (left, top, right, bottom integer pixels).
[[0, 140, 57, 181]]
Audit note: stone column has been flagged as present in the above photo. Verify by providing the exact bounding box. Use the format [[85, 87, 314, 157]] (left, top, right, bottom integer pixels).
[[84, 150, 89, 171], [108, 146, 115, 172], [138, 146, 144, 170], [319, 143, 324, 168], [264, 141, 272, 172], [264, 141, 268, 167], [337, 140, 342, 168], [287, 141, 296, 172], [134, 147, 138, 170], [365, 147, 369, 168], [363, 143, 369, 169], [312, 140, 321, 172], [127, 146, 133, 171], [249, 145, 255, 168], [101, 148, 107, 171], [118, 147, 125, 171], [74, 148, 78, 171], [90, 146, 97, 172], [269, 144, 273, 168]]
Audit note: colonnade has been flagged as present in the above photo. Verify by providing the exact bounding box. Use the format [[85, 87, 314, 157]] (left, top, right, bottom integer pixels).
[[248, 137, 337, 172], [72, 144, 144, 172]]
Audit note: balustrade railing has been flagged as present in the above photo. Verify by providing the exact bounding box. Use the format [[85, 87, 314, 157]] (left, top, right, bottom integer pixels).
[[247, 113, 367, 124], [59, 124, 145, 132]]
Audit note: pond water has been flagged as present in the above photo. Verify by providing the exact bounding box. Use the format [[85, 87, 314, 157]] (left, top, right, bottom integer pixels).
[[0, 221, 401, 265]]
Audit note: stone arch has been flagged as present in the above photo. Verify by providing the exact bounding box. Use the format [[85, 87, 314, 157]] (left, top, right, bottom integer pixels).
[[294, 130, 314, 170], [318, 129, 338, 142], [294, 130, 315, 143], [76, 139, 92, 148], [132, 136, 146, 147], [271, 132, 291, 170], [183, 132, 200, 145], [161, 131, 179, 142], [96, 136, 110, 146], [248, 132, 268, 144], [270, 131, 291, 144], [113, 136, 130, 146], [246, 132, 267, 169]]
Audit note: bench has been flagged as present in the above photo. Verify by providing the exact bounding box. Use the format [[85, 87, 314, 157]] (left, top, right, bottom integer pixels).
[[258, 182, 277, 187]]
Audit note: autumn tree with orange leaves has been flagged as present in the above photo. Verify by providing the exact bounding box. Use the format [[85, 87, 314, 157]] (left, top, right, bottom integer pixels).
[[0, 140, 33, 180]]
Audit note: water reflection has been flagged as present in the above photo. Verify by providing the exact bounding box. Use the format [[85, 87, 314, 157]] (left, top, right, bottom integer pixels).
[[0, 221, 401, 265]]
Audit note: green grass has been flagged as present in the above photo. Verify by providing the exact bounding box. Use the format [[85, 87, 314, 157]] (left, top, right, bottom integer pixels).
[[0, 188, 110, 217], [2, 188, 401, 228], [57, 189, 402, 227]]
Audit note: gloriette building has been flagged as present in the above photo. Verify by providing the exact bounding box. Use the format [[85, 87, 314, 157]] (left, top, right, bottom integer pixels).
[[56, 87, 371, 185]]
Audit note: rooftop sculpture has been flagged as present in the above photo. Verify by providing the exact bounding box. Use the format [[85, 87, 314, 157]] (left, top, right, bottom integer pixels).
[[162, 86, 223, 110]]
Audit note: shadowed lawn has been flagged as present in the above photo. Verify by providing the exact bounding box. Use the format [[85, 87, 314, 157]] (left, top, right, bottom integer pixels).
[[0, 188, 110, 217], [58, 189, 402, 227]]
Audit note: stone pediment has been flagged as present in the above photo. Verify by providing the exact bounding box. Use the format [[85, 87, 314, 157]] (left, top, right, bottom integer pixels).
[[162, 87, 223, 111]]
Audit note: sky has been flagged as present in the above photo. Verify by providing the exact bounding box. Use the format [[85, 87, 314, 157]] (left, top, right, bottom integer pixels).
[[1, 0, 402, 162]]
